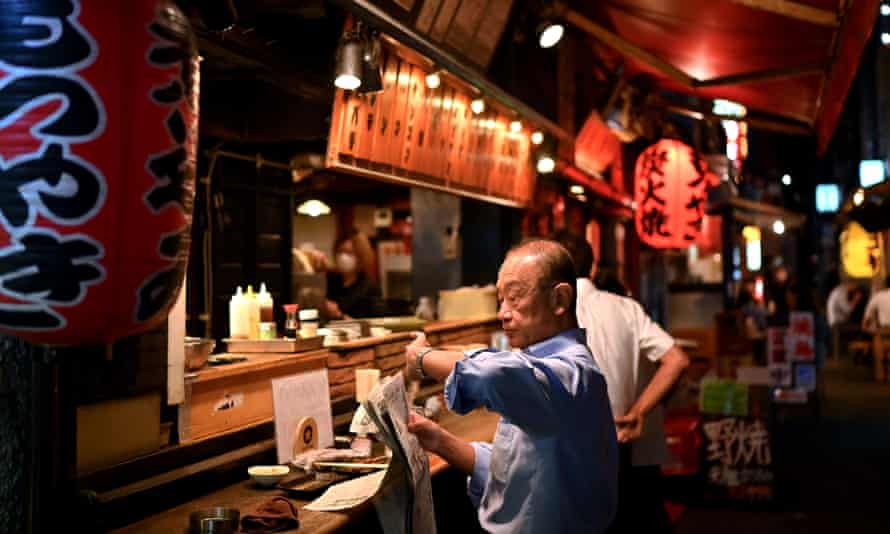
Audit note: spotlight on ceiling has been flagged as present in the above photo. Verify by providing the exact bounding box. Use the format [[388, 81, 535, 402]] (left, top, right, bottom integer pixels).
[[334, 29, 363, 91], [426, 72, 441, 89], [531, 131, 544, 145], [537, 21, 564, 48], [471, 98, 485, 115], [853, 188, 865, 206], [359, 33, 383, 94], [882, 4, 890, 16], [782, 174, 791, 186], [510, 120, 522, 133], [537, 156, 555, 174]]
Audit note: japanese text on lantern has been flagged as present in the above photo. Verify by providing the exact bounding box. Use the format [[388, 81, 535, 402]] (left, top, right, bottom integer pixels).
[[634, 139, 713, 249], [0, 0, 107, 331]]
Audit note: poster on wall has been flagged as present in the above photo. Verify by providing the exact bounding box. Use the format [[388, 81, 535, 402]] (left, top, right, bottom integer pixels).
[[767, 327, 791, 387], [702, 416, 775, 502], [787, 312, 816, 362]]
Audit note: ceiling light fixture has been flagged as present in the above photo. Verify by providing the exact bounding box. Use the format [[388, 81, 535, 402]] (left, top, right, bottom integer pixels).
[[882, 4, 890, 16], [297, 199, 332, 217], [537, 156, 555, 174], [537, 21, 564, 48], [882, 32, 890, 46], [471, 98, 485, 115], [425, 72, 441, 89], [569, 185, 584, 195], [782, 174, 791, 186], [531, 131, 544, 145], [334, 26, 363, 91]]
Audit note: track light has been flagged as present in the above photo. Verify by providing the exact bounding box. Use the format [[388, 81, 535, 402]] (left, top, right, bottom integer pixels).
[[537, 156, 555, 174], [426, 72, 441, 89], [359, 33, 383, 94], [471, 98, 485, 115], [531, 131, 544, 145], [882, 4, 890, 16], [537, 21, 564, 48], [334, 27, 363, 91], [510, 120, 522, 133]]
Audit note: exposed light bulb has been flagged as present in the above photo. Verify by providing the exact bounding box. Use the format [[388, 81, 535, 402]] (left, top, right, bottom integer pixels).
[[569, 185, 584, 195], [425, 72, 441, 89], [537, 156, 555, 174], [782, 174, 791, 186], [772, 220, 785, 235], [531, 131, 544, 145], [853, 188, 865, 206], [538, 23, 564, 48], [471, 98, 485, 114], [510, 120, 522, 133], [882, 4, 890, 16]]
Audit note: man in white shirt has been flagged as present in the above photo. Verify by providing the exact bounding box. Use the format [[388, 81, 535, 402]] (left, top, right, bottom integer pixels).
[[554, 231, 689, 534], [863, 277, 890, 332], [826, 281, 860, 327]]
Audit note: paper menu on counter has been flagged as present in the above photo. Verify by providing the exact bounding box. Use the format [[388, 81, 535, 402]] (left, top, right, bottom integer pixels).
[[362, 372, 436, 534], [272, 369, 334, 464]]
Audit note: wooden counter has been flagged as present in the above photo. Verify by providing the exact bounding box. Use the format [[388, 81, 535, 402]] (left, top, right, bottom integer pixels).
[[111, 408, 500, 534]]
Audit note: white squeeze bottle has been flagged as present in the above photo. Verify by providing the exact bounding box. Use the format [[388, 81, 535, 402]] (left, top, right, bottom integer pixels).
[[257, 283, 274, 323], [245, 285, 261, 339], [229, 286, 250, 339]]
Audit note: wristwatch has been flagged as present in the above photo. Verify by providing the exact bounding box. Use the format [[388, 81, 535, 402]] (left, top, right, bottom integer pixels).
[[415, 347, 435, 379]]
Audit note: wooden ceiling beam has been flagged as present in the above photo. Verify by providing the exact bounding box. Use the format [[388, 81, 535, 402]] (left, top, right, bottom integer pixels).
[[730, 0, 839, 27], [694, 64, 825, 88]]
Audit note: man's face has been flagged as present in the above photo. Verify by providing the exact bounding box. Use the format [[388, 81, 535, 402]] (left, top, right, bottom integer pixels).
[[496, 254, 556, 349]]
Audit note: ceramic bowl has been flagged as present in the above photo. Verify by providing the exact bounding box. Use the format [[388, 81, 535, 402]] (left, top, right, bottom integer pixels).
[[247, 465, 290, 487]]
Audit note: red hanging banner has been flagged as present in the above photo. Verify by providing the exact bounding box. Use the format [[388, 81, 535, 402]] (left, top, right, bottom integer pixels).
[[633, 139, 715, 249], [0, 1, 199, 345]]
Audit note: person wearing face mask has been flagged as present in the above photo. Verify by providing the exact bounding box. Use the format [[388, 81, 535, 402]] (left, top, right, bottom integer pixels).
[[325, 231, 381, 319]]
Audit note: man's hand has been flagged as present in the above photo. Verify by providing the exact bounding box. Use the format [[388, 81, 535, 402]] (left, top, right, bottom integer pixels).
[[407, 411, 443, 453], [405, 331, 431, 376], [615, 410, 643, 443]]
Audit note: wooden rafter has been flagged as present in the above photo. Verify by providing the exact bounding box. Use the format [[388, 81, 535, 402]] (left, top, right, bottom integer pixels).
[[731, 0, 839, 27], [694, 64, 825, 88]]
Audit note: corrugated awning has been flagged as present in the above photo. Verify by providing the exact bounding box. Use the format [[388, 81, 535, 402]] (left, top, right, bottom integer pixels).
[[563, 0, 879, 153]]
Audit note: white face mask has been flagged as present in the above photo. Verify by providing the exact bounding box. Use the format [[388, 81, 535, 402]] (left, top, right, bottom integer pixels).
[[336, 252, 358, 274]]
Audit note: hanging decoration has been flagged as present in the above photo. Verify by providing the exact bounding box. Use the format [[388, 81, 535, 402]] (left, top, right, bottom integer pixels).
[[840, 221, 882, 279], [0, 0, 199, 345], [634, 139, 716, 249]]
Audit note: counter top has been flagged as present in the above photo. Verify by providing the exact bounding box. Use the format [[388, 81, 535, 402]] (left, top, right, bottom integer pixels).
[[111, 408, 500, 534], [185, 350, 329, 384]]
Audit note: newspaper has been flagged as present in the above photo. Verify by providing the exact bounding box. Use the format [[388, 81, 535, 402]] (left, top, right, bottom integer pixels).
[[304, 470, 387, 512], [363, 372, 437, 534]]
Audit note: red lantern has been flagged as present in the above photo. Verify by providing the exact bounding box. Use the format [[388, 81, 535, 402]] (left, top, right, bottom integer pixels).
[[633, 139, 715, 249], [0, 1, 199, 345]]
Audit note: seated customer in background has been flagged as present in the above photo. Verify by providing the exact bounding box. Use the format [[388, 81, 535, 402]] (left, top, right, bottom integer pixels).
[[405, 240, 618, 534], [863, 277, 890, 333], [326, 230, 381, 319]]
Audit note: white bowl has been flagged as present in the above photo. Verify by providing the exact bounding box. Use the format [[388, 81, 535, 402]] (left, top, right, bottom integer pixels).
[[248, 465, 290, 487]]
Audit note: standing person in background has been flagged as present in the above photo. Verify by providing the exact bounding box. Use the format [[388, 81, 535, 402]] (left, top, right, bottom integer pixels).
[[553, 230, 689, 534], [767, 264, 794, 326], [325, 229, 382, 319], [405, 240, 618, 534]]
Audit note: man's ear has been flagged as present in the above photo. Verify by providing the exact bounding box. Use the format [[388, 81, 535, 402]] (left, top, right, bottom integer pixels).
[[550, 282, 574, 316]]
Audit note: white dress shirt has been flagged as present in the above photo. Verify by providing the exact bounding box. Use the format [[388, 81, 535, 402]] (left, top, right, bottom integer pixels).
[[576, 278, 675, 466], [827, 285, 854, 326], [864, 288, 890, 329]]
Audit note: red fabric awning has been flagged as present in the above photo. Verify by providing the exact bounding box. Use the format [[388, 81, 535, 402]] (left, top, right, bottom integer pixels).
[[572, 0, 879, 153]]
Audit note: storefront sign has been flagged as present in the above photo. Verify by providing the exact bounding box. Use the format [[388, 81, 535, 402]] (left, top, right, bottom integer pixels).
[[787, 312, 816, 362], [327, 47, 533, 205], [767, 327, 791, 387], [0, 1, 198, 345], [702, 416, 774, 502], [633, 139, 716, 249]]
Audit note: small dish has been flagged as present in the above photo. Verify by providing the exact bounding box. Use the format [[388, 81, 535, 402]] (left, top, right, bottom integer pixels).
[[248, 465, 290, 487]]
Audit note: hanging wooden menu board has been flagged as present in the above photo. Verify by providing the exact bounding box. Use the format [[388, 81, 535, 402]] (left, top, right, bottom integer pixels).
[[327, 49, 535, 206]]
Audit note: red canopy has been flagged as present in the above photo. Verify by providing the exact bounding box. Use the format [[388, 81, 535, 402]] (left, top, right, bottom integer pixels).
[[569, 0, 879, 153]]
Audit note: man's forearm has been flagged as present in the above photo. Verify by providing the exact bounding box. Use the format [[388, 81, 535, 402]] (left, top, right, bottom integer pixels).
[[419, 349, 465, 382], [431, 427, 477, 475], [629, 345, 689, 417]]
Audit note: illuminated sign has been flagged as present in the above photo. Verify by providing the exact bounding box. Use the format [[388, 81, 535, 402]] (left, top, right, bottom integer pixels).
[[815, 184, 840, 213], [859, 160, 885, 187]]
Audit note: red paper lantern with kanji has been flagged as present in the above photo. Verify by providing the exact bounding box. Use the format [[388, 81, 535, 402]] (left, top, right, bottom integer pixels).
[[0, 1, 199, 345], [633, 139, 715, 249]]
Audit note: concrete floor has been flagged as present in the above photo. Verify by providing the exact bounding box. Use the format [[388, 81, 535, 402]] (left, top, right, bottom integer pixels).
[[674, 358, 890, 534]]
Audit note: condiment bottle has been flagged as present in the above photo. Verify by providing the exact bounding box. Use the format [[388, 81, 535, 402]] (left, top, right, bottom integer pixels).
[[229, 286, 249, 339], [257, 283, 274, 322], [298, 308, 319, 338], [245, 285, 260, 339], [283, 304, 299, 338]]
